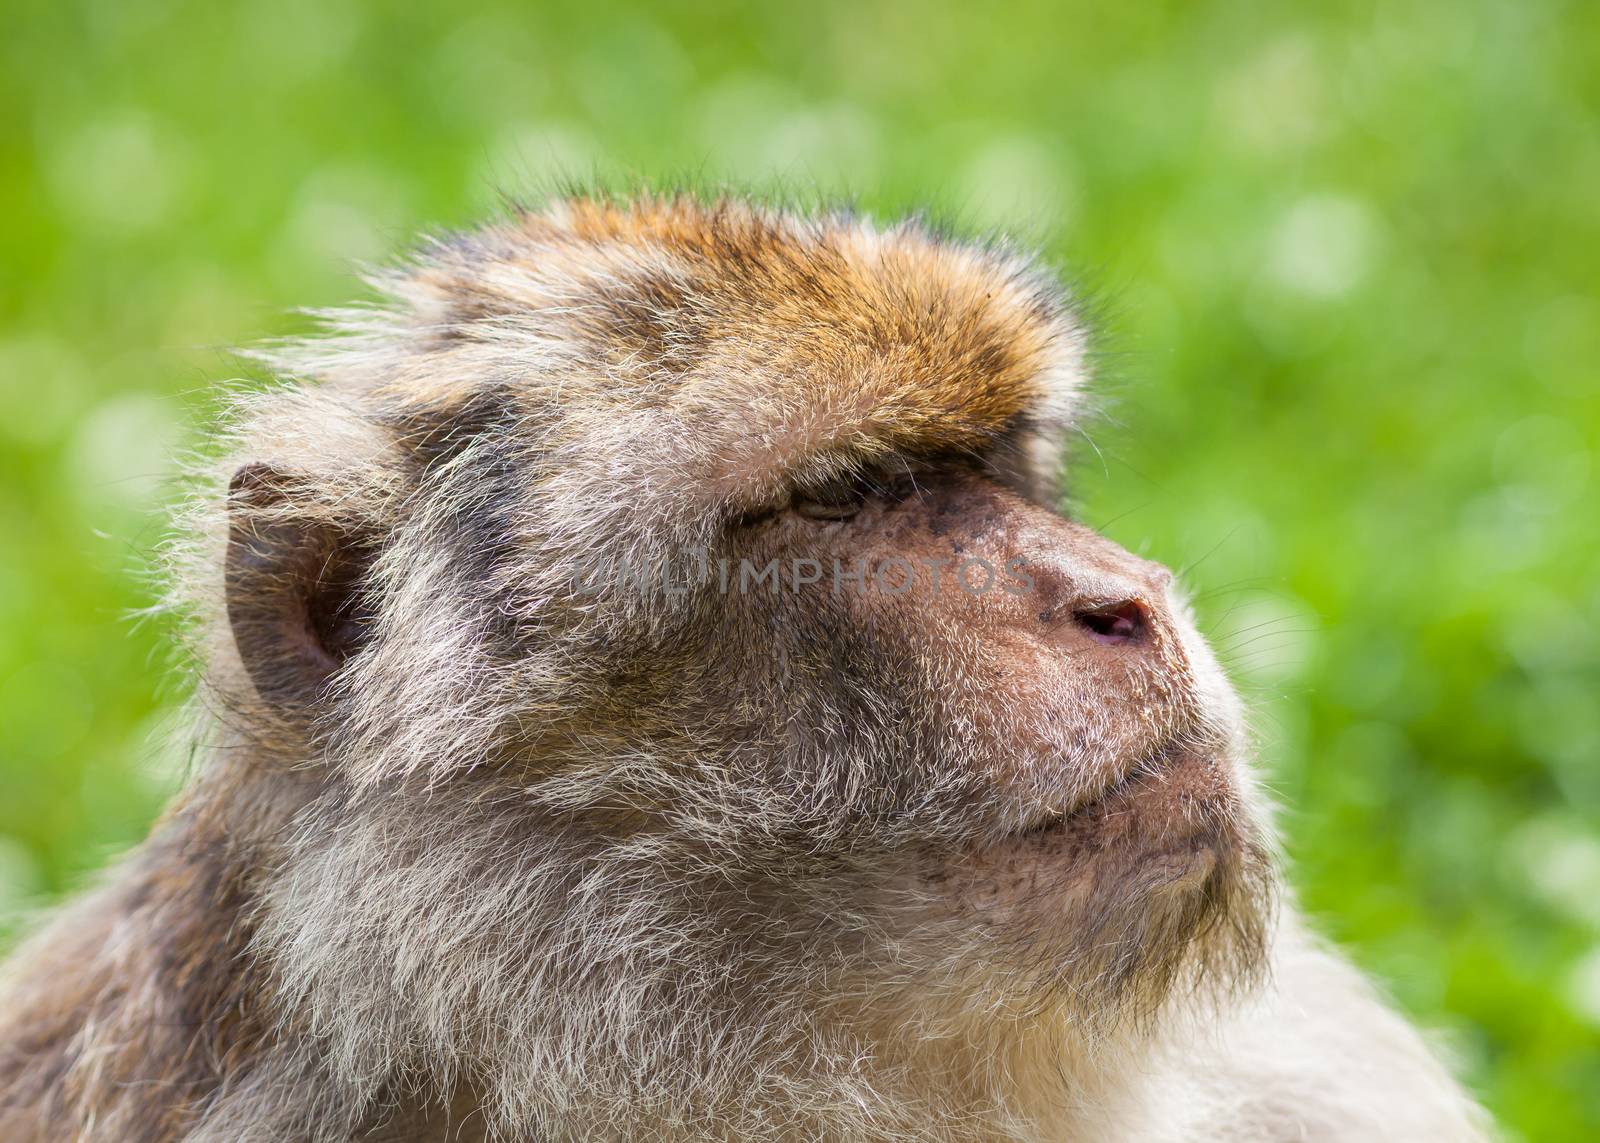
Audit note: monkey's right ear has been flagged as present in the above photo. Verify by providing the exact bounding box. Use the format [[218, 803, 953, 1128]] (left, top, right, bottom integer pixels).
[[225, 463, 375, 714]]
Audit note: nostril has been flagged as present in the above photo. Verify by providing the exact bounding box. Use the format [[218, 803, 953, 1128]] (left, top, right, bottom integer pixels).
[[1073, 599, 1148, 645]]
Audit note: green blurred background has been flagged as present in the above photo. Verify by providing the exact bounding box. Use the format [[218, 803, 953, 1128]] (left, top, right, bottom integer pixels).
[[2, 0, 1596, 1137]]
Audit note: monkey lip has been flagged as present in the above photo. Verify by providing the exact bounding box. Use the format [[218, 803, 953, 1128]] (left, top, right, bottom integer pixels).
[[1012, 741, 1191, 836], [931, 745, 1247, 924], [997, 744, 1234, 876], [1008, 808, 1219, 869]]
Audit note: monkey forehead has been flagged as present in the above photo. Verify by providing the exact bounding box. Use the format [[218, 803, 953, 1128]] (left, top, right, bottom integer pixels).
[[270, 196, 1087, 515]]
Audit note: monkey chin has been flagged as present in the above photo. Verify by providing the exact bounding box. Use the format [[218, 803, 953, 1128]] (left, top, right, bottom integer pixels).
[[933, 746, 1274, 1023]]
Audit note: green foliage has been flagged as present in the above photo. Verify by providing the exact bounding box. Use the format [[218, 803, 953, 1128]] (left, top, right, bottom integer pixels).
[[2, 1, 1595, 1137]]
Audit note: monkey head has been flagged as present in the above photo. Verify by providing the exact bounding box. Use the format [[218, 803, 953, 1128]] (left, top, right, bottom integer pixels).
[[204, 196, 1273, 1130]]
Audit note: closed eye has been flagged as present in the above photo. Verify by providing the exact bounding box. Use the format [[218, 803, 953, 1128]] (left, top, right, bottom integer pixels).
[[793, 487, 865, 521], [791, 473, 870, 521]]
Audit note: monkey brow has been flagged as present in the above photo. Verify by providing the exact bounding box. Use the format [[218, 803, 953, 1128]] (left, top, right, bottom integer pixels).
[[799, 448, 984, 500]]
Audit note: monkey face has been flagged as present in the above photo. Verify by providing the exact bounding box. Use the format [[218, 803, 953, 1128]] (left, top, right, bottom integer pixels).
[[217, 199, 1271, 1062]]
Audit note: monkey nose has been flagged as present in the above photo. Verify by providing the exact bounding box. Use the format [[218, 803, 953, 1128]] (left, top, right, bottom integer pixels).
[[1071, 598, 1151, 646]]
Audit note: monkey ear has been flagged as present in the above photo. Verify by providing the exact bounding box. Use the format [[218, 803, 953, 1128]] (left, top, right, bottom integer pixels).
[[225, 463, 375, 714]]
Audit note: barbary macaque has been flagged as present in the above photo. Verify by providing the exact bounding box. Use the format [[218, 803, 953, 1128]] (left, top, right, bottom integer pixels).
[[0, 196, 1490, 1141]]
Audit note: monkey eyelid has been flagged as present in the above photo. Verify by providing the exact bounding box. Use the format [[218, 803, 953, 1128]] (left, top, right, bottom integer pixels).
[[733, 450, 973, 530], [790, 473, 870, 521]]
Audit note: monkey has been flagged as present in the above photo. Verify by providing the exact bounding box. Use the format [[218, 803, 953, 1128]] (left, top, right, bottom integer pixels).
[[0, 194, 1491, 1142]]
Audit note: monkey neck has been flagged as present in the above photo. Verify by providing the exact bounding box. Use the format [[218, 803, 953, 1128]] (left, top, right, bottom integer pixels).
[[0, 738, 1235, 1142], [0, 750, 325, 1140]]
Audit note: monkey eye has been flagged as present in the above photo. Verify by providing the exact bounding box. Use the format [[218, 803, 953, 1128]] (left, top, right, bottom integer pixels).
[[792, 475, 868, 521]]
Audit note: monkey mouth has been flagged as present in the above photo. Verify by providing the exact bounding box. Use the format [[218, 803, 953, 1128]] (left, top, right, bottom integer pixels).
[[925, 741, 1273, 1011], [996, 743, 1238, 882], [928, 741, 1274, 1013], [1013, 738, 1190, 833], [1007, 805, 1223, 879]]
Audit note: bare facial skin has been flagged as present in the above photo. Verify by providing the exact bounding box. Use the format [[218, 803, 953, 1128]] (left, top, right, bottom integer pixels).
[[708, 466, 1270, 1012], [0, 196, 1486, 1142]]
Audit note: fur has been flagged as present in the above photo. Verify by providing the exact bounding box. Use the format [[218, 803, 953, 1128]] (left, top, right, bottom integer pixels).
[[0, 194, 1489, 1141]]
